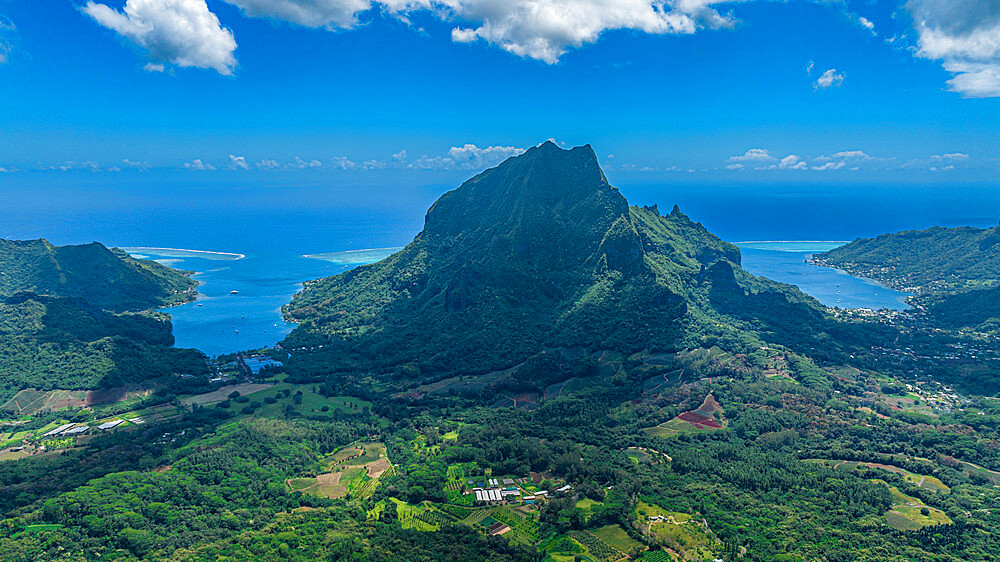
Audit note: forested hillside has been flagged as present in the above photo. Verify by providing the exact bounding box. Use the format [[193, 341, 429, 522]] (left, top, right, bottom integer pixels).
[[814, 225, 1000, 292], [284, 142, 877, 383], [0, 240, 205, 402]]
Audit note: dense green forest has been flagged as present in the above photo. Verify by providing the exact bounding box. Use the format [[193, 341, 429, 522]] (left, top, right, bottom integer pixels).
[[0, 240, 205, 403], [3, 145, 1000, 560], [815, 224, 1000, 332]]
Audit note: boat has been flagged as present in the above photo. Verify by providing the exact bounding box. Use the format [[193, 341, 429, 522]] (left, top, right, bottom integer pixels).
[[229, 290, 239, 295]]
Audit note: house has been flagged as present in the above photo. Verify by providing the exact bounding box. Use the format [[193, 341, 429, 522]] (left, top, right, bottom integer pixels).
[[63, 426, 89, 435], [556, 484, 572, 493]]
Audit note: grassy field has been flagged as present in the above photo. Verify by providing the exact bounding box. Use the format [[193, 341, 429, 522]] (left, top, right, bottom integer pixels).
[[635, 501, 720, 561], [807, 459, 951, 493], [642, 416, 718, 438], [179, 383, 274, 406], [875, 480, 952, 531], [591, 524, 642, 554], [245, 384, 371, 418]]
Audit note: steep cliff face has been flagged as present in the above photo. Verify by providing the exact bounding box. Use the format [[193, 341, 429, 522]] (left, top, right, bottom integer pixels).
[[284, 142, 831, 378]]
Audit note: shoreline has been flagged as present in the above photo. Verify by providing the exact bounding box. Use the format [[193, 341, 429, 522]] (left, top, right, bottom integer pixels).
[[122, 246, 246, 260]]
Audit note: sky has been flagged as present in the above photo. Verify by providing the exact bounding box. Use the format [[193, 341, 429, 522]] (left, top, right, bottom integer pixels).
[[0, 0, 998, 189]]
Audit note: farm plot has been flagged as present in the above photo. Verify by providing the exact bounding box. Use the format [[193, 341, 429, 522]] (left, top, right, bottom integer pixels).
[[877, 481, 952, 531], [289, 442, 392, 500], [487, 507, 543, 545], [591, 524, 643, 554], [567, 530, 623, 562], [636, 501, 720, 561], [643, 394, 725, 438]]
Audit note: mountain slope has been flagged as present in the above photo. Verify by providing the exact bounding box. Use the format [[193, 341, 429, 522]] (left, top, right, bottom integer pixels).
[[284, 142, 862, 381], [813, 225, 1000, 292], [0, 238, 196, 312], [0, 239, 205, 402]]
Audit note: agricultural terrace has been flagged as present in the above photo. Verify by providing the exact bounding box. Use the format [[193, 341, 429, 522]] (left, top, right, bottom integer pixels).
[[643, 393, 725, 438], [287, 442, 393, 500]]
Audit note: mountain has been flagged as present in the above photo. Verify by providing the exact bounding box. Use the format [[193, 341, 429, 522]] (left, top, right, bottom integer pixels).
[[0, 239, 205, 402], [813, 225, 1000, 292], [284, 142, 864, 382], [815, 225, 1000, 330], [0, 238, 196, 312]]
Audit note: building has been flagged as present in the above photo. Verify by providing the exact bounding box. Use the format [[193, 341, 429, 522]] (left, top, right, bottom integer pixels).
[[98, 419, 124, 430], [43, 423, 75, 437]]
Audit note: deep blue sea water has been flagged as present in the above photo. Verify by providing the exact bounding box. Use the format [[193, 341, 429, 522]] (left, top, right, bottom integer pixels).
[[2, 180, 995, 355]]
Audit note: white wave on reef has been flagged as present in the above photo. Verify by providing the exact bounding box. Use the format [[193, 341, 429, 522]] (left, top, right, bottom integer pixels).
[[303, 247, 402, 265], [122, 247, 246, 260]]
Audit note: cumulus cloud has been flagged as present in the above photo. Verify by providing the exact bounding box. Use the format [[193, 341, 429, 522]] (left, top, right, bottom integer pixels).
[[906, 0, 1000, 97], [410, 143, 525, 170], [831, 150, 870, 159], [330, 156, 357, 169], [184, 158, 215, 170], [213, 0, 741, 64], [83, 0, 237, 75], [228, 154, 250, 169], [420, 0, 738, 64], [857, 16, 875, 35], [814, 68, 846, 90], [222, 0, 372, 29], [728, 148, 774, 162], [766, 155, 807, 170], [726, 148, 882, 171]]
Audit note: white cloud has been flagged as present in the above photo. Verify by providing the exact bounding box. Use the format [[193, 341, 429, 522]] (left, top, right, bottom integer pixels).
[[811, 161, 845, 171], [805, 59, 814, 76], [814, 68, 846, 90], [222, 0, 372, 29], [725, 163, 744, 170], [767, 154, 807, 170], [410, 143, 526, 170], [728, 148, 774, 162], [226, 0, 741, 64], [330, 156, 357, 169], [228, 154, 250, 169], [0, 15, 15, 64], [931, 152, 970, 160], [831, 150, 870, 159], [857, 16, 875, 35], [257, 158, 281, 169], [184, 158, 215, 170], [83, 0, 237, 75], [392, 149, 407, 162], [906, 0, 1000, 97]]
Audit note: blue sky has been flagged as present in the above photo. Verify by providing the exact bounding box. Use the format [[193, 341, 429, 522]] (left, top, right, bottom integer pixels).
[[0, 0, 998, 187]]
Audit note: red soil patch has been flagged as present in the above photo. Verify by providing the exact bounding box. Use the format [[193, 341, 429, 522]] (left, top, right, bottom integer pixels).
[[677, 411, 723, 429]]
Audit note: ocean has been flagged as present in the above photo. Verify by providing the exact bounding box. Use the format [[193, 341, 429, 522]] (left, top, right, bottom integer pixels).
[[3, 180, 995, 356]]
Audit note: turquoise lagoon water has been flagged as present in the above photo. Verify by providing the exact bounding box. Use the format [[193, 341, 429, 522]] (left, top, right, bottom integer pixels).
[[131, 240, 909, 358], [126, 247, 399, 357], [735, 241, 911, 311]]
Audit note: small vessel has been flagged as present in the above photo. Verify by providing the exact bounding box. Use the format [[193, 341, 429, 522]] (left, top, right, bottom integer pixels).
[[235, 329, 239, 333], [229, 290, 239, 295]]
